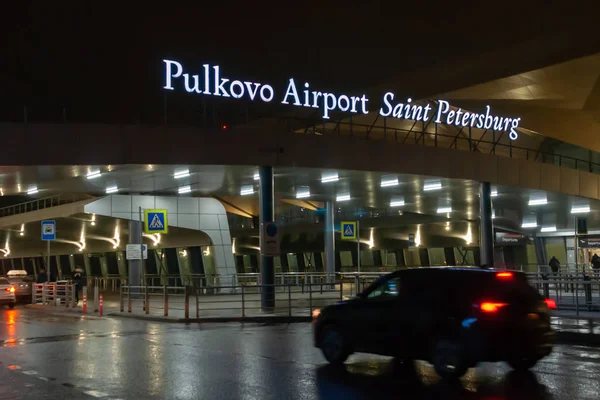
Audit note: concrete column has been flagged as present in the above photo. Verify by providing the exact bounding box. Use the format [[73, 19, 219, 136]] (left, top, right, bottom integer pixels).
[[128, 220, 142, 287], [479, 182, 494, 268], [259, 166, 275, 309], [325, 201, 335, 282]]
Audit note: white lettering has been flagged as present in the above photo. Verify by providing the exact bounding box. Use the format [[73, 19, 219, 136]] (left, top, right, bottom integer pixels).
[[461, 111, 470, 127], [360, 95, 369, 114], [281, 79, 301, 105], [260, 85, 274, 102], [163, 59, 183, 90], [338, 95, 350, 112], [422, 104, 432, 121], [230, 80, 244, 98], [203, 64, 210, 93], [484, 106, 494, 129], [244, 82, 260, 100], [303, 83, 310, 107], [435, 100, 450, 123], [213, 66, 230, 97], [350, 96, 361, 113], [323, 93, 337, 119], [183, 74, 202, 94], [509, 118, 520, 140], [379, 92, 394, 116]]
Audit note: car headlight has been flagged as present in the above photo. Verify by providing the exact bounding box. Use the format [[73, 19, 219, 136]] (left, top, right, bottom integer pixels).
[[312, 308, 321, 319]]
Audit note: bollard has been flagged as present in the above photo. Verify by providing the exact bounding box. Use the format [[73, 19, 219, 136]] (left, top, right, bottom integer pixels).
[[120, 285, 124, 312], [145, 286, 149, 315], [309, 282, 313, 317], [340, 280, 343, 301], [99, 294, 103, 316], [196, 288, 199, 319], [127, 285, 132, 313], [94, 285, 99, 312], [241, 285, 246, 318], [184, 286, 190, 320], [164, 285, 168, 317], [83, 293, 87, 314], [288, 284, 292, 318]]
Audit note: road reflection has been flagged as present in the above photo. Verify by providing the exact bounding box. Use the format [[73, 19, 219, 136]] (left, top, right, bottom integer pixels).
[[316, 360, 550, 399]]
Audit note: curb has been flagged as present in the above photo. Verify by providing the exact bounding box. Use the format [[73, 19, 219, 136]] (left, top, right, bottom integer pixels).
[[24, 304, 105, 320], [107, 312, 311, 324], [556, 331, 600, 347]]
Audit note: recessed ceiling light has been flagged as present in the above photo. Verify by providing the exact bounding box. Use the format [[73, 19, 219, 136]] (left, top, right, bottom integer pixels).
[[106, 186, 119, 194], [424, 181, 442, 191], [528, 198, 547, 206], [521, 222, 537, 228], [390, 197, 405, 207], [336, 193, 350, 202], [86, 170, 101, 179], [296, 187, 310, 199], [253, 172, 260, 181], [571, 206, 590, 214], [178, 185, 192, 194], [491, 188, 498, 197], [174, 169, 190, 179], [321, 172, 339, 183], [240, 185, 254, 196], [541, 226, 557, 232], [437, 207, 452, 213], [27, 186, 38, 195], [380, 176, 399, 187]]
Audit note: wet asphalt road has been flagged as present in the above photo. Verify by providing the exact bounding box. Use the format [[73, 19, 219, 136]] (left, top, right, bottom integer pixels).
[[1, 307, 600, 399]]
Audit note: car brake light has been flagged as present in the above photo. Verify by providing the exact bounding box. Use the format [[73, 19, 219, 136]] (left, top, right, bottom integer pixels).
[[496, 272, 513, 279], [480, 302, 508, 313], [544, 298, 557, 310], [5, 287, 15, 293]]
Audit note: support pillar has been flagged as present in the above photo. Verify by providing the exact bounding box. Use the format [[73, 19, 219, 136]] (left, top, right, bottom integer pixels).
[[128, 220, 142, 287], [259, 166, 275, 309], [325, 201, 335, 283], [479, 182, 494, 268]]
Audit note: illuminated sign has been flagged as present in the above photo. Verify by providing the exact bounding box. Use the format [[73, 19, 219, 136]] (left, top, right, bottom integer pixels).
[[163, 59, 521, 140]]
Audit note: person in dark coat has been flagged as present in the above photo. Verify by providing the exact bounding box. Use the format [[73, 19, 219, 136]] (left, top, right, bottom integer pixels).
[[592, 253, 600, 271], [36, 268, 48, 284], [549, 256, 560, 274], [72, 267, 84, 303]]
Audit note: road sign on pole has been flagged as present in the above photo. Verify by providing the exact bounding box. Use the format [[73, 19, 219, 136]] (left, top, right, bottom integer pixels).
[[341, 221, 357, 240], [126, 244, 148, 260], [261, 222, 280, 256], [144, 209, 168, 234], [41, 220, 56, 241]]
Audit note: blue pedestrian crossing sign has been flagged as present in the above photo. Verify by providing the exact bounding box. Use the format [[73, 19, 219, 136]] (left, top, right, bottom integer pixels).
[[144, 209, 168, 234], [341, 221, 357, 240], [41, 220, 56, 241]]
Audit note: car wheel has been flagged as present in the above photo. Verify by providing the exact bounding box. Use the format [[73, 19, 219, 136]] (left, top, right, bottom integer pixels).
[[320, 325, 350, 366], [508, 357, 538, 371], [433, 338, 468, 380], [8, 303, 15, 309]]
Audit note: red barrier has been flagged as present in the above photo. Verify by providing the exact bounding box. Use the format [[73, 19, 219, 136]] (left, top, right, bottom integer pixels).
[[99, 294, 103, 316], [83, 293, 87, 314]]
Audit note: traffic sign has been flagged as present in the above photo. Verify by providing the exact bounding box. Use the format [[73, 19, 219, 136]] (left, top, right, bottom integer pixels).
[[261, 222, 280, 256], [126, 244, 148, 260], [341, 221, 357, 240], [41, 220, 56, 241], [408, 233, 415, 247], [144, 209, 168, 234]]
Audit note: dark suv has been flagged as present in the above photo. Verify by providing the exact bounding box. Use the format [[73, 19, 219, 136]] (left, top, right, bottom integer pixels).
[[313, 268, 555, 379]]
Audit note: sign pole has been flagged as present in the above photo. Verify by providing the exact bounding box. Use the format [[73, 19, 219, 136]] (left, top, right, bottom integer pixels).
[[139, 206, 144, 285], [47, 240, 51, 283], [357, 220, 361, 275]]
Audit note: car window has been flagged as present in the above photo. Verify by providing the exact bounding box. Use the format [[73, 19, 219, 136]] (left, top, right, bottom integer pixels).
[[367, 277, 402, 299]]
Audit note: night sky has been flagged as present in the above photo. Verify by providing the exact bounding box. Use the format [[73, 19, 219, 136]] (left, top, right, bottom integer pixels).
[[1, 2, 597, 124]]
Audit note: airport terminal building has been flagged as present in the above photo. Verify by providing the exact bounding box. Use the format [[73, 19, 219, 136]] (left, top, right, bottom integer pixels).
[[2, 41, 600, 305]]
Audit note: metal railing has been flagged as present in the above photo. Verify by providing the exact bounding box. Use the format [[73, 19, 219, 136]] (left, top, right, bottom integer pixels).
[[119, 282, 348, 320], [0, 194, 93, 218], [295, 117, 600, 175], [32, 282, 77, 307]]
